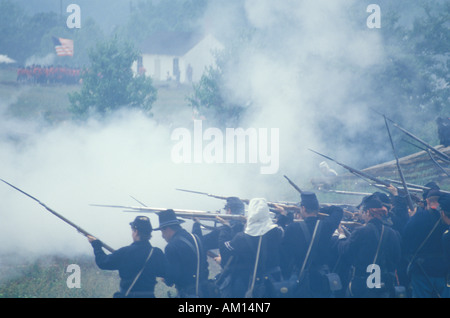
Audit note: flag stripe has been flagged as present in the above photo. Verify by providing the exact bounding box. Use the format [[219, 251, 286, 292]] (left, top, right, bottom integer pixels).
[[53, 37, 74, 57]]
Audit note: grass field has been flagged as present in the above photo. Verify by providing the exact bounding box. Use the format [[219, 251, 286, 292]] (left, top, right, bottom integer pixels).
[[0, 253, 181, 298]]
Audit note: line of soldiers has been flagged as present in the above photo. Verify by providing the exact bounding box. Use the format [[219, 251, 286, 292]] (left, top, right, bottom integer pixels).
[[16, 65, 82, 85], [87, 183, 450, 298]]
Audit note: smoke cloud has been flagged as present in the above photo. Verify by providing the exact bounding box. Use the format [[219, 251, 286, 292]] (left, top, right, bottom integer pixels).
[[1, 0, 402, 260]]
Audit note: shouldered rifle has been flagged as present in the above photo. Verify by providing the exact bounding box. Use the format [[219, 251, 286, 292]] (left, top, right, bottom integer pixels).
[[0, 179, 115, 253]]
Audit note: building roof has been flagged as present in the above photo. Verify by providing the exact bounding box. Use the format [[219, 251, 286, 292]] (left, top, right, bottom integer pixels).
[[140, 31, 207, 56]]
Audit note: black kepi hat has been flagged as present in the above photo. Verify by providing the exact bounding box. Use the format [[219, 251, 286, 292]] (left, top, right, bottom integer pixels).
[[130, 216, 152, 234], [154, 209, 185, 230], [300, 191, 319, 211]]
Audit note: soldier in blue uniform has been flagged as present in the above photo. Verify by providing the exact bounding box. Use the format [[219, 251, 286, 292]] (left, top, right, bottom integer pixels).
[[155, 209, 209, 297], [218, 198, 283, 298], [87, 216, 167, 298], [402, 189, 449, 298], [192, 197, 245, 254], [280, 191, 343, 297], [338, 195, 402, 298], [439, 194, 450, 293]]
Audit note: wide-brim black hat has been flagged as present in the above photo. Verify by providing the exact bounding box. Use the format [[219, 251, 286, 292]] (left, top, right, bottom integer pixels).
[[153, 209, 185, 230]]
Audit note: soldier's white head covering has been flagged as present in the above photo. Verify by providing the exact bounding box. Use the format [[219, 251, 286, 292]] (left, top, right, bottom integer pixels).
[[244, 198, 277, 237]]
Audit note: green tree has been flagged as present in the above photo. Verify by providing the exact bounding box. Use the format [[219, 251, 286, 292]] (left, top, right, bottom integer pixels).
[[0, 0, 58, 64], [187, 65, 247, 128], [187, 30, 253, 128], [68, 36, 157, 118]]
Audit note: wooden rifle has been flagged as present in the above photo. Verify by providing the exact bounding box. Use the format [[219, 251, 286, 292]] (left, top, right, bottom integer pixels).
[[176, 187, 303, 213], [91, 204, 247, 222]]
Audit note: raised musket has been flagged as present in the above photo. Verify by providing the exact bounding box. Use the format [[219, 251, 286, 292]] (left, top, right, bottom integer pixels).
[[317, 188, 371, 196], [0, 179, 115, 253], [384, 115, 415, 211], [176, 188, 303, 212], [386, 116, 450, 163], [426, 149, 450, 178], [401, 139, 450, 177], [283, 175, 303, 194], [308, 149, 395, 189], [176, 188, 250, 204]]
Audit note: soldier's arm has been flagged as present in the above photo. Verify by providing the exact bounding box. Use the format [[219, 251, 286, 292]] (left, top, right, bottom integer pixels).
[[90, 239, 124, 270]]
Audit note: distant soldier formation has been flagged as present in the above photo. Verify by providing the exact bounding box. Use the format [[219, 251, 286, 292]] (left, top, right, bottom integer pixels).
[[16, 65, 82, 85]]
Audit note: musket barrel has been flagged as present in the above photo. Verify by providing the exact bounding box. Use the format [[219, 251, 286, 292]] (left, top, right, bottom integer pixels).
[[1, 179, 115, 253]]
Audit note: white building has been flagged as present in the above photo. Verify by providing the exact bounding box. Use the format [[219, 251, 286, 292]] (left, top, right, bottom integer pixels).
[[134, 31, 224, 84]]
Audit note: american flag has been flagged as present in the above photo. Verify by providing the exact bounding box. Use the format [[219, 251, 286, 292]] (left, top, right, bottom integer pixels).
[[52, 37, 74, 56]]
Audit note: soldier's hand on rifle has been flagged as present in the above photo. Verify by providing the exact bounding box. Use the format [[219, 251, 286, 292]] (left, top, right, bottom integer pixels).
[[87, 234, 97, 243], [216, 216, 230, 226], [387, 184, 398, 196], [409, 206, 417, 217]]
